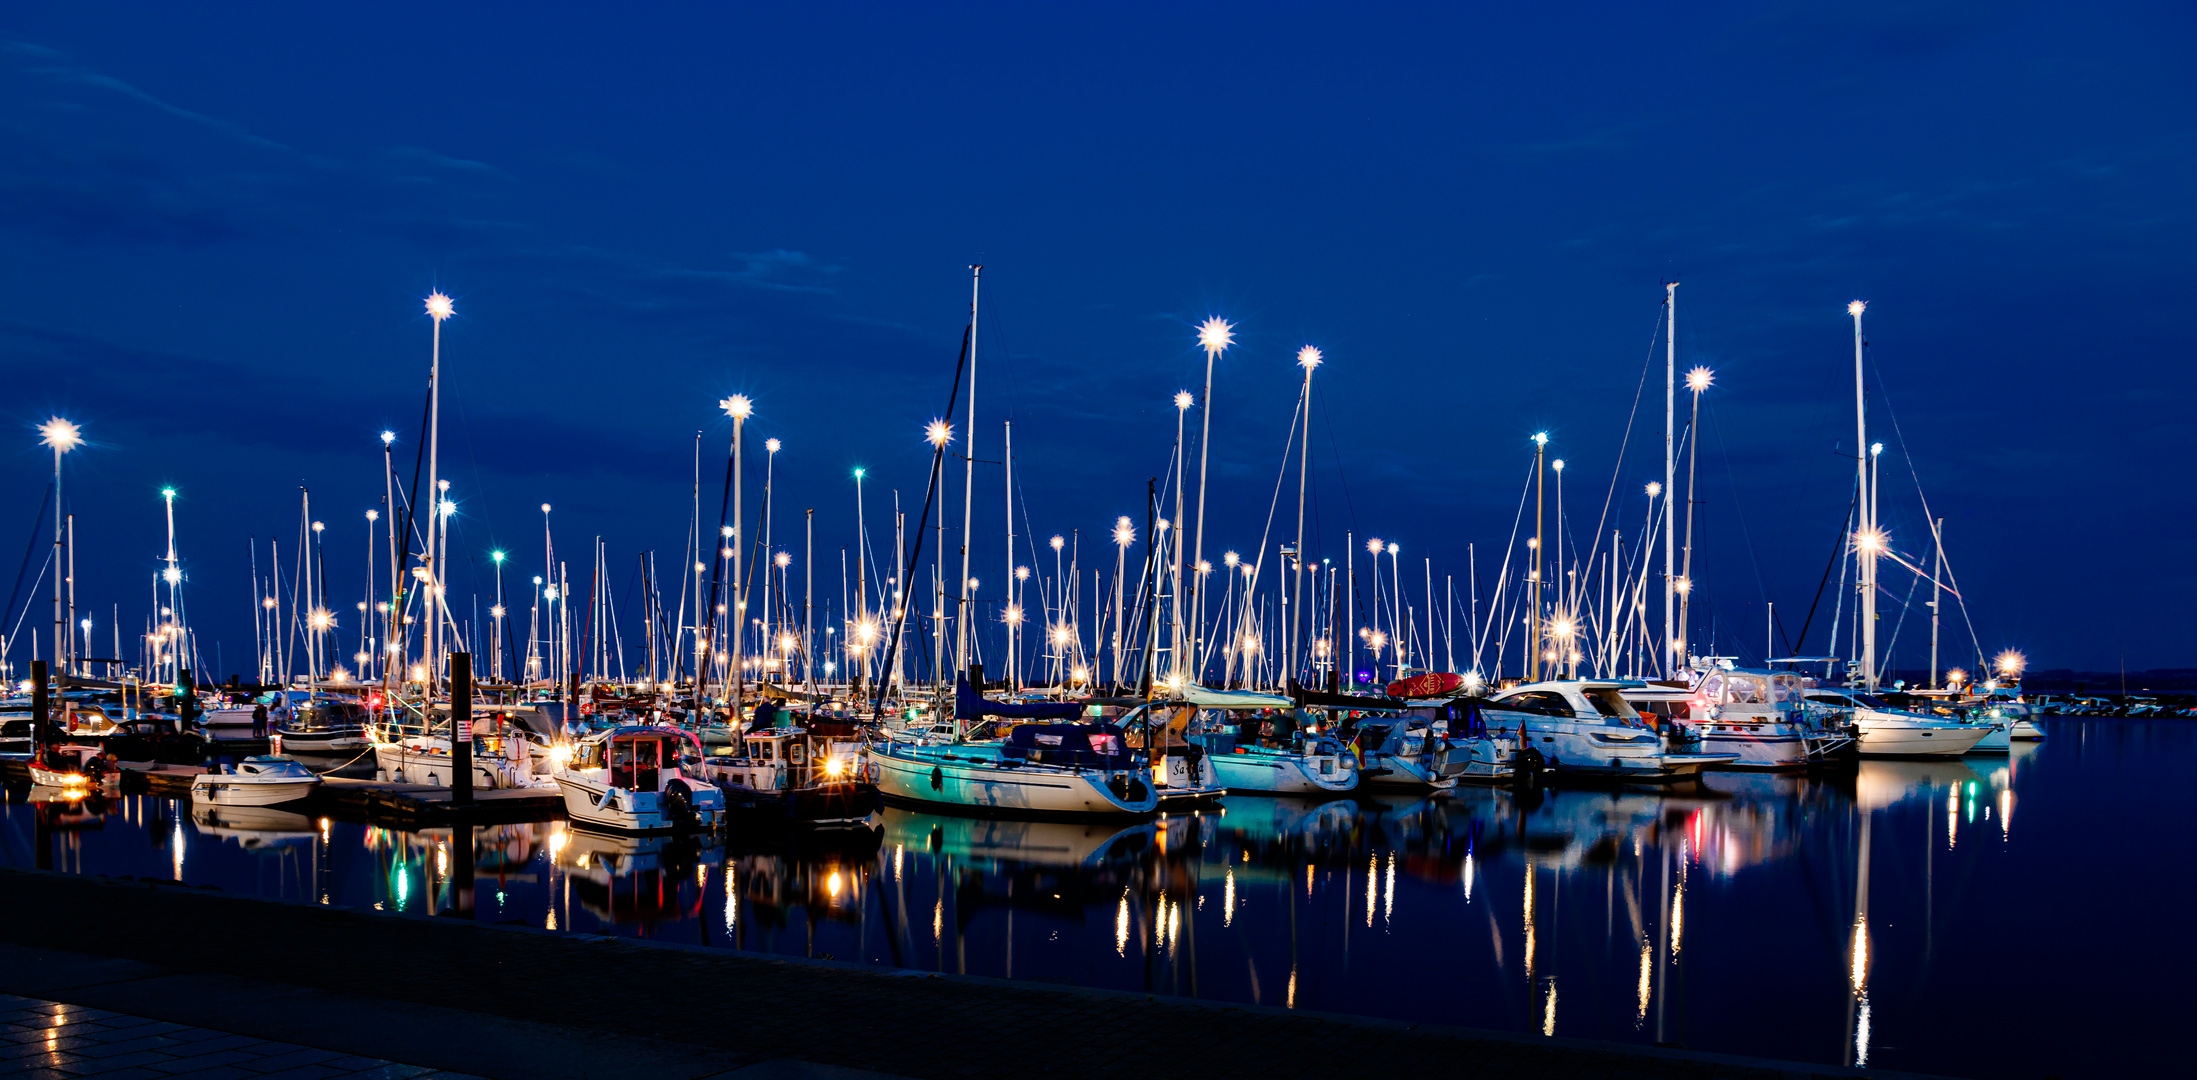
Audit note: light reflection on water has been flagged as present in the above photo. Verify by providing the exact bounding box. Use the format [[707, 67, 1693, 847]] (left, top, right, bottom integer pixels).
[[4, 721, 2191, 1078]]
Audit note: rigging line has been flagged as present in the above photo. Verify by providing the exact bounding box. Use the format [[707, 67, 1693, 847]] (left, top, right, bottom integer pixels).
[[1868, 350, 1987, 671], [1475, 456, 1535, 671], [872, 322, 973, 718], [1789, 480, 1857, 656], [1, 480, 53, 651], [1240, 383, 1307, 665], [4, 549, 51, 653], [1879, 558, 1927, 668], [1575, 299, 1669, 623]]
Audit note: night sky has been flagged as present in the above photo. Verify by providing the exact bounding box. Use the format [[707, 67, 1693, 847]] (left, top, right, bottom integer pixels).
[[2, 2, 2190, 681]]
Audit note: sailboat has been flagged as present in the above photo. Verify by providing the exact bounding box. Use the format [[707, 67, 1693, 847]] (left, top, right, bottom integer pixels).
[[1153, 685, 1356, 795], [868, 677, 1161, 817]]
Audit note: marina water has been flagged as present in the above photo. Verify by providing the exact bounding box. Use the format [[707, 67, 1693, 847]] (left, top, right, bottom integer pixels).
[[6, 719, 2184, 1079]]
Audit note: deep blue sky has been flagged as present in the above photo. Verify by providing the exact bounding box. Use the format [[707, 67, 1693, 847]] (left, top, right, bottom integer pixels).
[[3, 2, 2191, 679]]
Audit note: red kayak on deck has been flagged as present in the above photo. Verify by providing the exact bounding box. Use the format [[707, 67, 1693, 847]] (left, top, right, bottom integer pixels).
[[1387, 672, 1465, 699]]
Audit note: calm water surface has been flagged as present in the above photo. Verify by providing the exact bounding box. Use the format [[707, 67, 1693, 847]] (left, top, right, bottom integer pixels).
[[4, 719, 2185, 1079]]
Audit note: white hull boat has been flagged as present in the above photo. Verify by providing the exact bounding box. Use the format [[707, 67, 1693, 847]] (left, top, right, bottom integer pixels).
[[1204, 740, 1358, 794], [1482, 680, 1737, 782], [871, 738, 1157, 817], [1802, 687, 1993, 757], [191, 756, 321, 807], [554, 725, 726, 833]]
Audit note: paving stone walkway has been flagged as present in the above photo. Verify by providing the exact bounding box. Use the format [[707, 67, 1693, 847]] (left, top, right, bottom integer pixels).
[[0, 995, 468, 1080]]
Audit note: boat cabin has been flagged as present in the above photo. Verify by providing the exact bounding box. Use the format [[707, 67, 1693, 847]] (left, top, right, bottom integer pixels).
[[1489, 681, 1646, 724], [568, 727, 701, 793]]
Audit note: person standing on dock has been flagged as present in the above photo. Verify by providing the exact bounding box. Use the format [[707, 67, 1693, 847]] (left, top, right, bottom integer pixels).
[[251, 702, 269, 739]]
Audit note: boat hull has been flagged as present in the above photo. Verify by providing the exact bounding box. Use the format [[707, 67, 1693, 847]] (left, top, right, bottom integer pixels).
[[190, 777, 319, 807], [555, 774, 725, 833], [1208, 748, 1358, 794], [1854, 719, 1992, 757], [1696, 725, 1856, 770], [872, 744, 1157, 818], [374, 744, 531, 789]]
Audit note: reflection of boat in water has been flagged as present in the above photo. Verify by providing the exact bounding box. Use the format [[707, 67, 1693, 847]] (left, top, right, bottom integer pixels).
[[25, 785, 108, 829], [882, 807, 1154, 871], [1855, 758, 1985, 811], [554, 827, 722, 925], [189, 804, 318, 850]]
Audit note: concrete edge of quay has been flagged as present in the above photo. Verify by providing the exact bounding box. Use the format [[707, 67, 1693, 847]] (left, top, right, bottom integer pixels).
[[0, 865, 1960, 1080]]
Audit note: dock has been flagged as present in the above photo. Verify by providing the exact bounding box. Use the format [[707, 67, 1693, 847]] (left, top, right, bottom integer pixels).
[[0, 757, 565, 826]]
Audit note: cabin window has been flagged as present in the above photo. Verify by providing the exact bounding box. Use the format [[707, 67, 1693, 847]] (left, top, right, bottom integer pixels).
[[1501, 691, 1576, 717], [757, 742, 774, 760], [789, 743, 806, 763], [1585, 690, 1633, 718]]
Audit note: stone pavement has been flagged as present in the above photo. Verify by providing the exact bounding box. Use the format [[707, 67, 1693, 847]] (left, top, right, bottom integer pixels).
[[0, 994, 473, 1080], [0, 868, 1946, 1080]]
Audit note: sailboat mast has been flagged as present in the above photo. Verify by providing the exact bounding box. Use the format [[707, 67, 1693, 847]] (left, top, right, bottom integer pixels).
[[1930, 517, 1943, 688], [1851, 300, 1874, 690], [1006, 419, 1017, 688], [1662, 282, 1677, 679], [955, 265, 981, 679]]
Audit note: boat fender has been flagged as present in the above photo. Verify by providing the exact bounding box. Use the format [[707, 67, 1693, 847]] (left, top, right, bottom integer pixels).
[[929, 766, 944, 792]]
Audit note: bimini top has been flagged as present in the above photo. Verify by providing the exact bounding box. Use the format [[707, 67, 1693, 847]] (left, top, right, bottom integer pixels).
[[1002, 722, 1134, 770]]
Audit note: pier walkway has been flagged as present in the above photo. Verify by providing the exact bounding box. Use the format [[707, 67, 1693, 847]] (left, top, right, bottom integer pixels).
[[0, 869, 1942, 1080]]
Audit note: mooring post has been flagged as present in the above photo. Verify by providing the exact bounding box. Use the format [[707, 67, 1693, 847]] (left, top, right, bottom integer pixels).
[[451, 652, 473, 806]]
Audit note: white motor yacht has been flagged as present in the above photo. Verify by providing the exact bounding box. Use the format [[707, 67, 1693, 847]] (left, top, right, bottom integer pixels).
[[554, 725, 726, 833], [1623, 666, 1856, 770], [191, 755, 321, 807], [1481, 680, 1736, 782], [1801, 687, 1992, 757]]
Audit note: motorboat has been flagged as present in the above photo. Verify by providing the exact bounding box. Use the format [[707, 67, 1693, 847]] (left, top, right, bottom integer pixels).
[[554, 725, 726, 833], [697, 716, 880, 827], [1480, 680, 1737, 782], [1136, 687, 1348, 796], [1624, 665, 1856, 770], [274, 697, 372, 752], [191, 755, 322, 807], [1353, 698, 1515, 788], [1801, 686, 1993, 757]]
